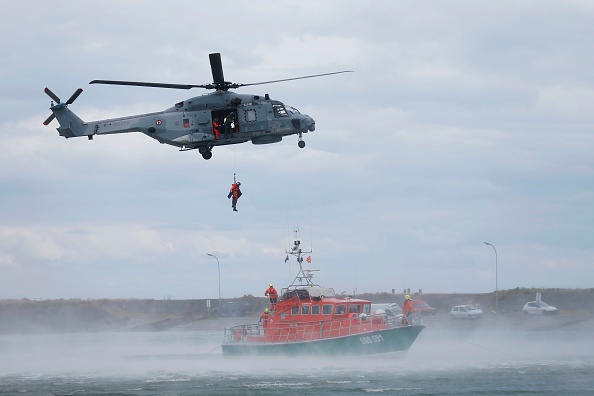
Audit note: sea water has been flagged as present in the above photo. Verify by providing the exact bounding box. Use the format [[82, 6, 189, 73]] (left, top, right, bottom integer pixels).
[[0, 326, 593, 395]]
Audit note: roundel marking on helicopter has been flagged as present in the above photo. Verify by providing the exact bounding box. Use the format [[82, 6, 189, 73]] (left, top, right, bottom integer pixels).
[[155, 119, 162, 125]]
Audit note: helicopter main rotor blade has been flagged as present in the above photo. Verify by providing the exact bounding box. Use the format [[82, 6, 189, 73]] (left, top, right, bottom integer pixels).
[[89, 80, 211, 90], [209, 53, 225, 86], [234, 70, 354, 88], [44, 87, 61, 103]]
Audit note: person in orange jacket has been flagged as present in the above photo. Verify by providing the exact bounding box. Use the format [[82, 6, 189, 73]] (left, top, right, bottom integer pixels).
[[259, 307, 269, 327], [402, 294, 414, 325], [265, 283, 278, 308], [212, 117, 222, 140], [227, 181, 242, 212]]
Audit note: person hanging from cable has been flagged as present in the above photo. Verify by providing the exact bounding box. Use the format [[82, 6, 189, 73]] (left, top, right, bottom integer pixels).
[[227, 175, 242, 212], [402, 294, 414, 326]]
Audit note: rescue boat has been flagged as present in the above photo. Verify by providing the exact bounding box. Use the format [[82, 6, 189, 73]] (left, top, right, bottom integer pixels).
[[221, 232, 424, 356]]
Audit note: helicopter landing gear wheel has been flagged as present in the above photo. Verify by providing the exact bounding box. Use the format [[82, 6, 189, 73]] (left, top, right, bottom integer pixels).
[[202, 150, 213, 160], [298, 132, 305, 148]]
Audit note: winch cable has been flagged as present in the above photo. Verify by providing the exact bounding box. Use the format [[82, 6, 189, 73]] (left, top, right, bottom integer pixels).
[[309, 209, 313, 259], [284, 212, 293, 280], [232, 145, 237, 185], [206, 345, 221, 354]]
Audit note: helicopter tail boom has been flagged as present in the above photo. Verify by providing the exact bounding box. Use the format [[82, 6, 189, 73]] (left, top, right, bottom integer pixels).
[[52, 106, 88, 138]]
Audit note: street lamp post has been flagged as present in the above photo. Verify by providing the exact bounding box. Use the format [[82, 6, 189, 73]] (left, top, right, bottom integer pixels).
[[483, 242, 498, 312], [207, 253, 221, 307]]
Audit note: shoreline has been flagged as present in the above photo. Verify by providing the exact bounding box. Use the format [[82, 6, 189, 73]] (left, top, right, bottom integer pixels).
[[1, 288, 592, 334]]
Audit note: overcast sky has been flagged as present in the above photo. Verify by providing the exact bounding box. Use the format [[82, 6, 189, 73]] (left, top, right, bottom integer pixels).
[[1, 1, 593, 301]]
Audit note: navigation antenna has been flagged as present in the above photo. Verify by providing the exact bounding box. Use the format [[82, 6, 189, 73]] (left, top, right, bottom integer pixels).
[[285, 229, 317, 287]]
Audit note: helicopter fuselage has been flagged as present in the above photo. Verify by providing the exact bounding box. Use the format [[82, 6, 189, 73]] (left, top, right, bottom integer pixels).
[[50, 89, 315, 159]]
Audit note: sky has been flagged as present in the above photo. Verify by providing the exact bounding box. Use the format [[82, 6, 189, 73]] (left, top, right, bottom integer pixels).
[[1, 0, 593, 300]]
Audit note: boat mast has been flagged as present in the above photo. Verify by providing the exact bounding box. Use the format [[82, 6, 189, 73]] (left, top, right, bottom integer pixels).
[[285, 229, 317, 288]]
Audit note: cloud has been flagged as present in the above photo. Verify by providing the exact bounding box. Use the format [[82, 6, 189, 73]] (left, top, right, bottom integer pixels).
[[1, 1, 594, 299]]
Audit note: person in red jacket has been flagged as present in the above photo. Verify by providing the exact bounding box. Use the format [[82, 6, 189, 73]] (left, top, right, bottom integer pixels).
[[212, 117, 222, 140], [259, 308, 270, 333], [227, 182, 242, 212], [265, 284, 278, 308], [402, 294, 414, 325]]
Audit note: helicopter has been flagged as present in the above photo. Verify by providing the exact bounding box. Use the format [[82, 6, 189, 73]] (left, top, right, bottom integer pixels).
[[43, 53, 351, 160]]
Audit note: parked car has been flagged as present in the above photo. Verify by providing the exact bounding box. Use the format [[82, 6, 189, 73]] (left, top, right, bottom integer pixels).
[[450, 304, 483, 319], [411, 300, 437, 315], [522, 301, 558, 315]]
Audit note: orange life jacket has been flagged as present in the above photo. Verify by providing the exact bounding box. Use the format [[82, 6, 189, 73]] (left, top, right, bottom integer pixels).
[[212, 121, 221, 138], [265, 287, 278, 299], [230, 183, 240, 198], [402, 300, 414, 316]]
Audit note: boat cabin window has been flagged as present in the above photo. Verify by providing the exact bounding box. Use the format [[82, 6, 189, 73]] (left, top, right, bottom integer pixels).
[[364, 304, 371, 314], [322, 304, 333, 315], [312, 305, 320, 315], [349, 304, 362, 314], [291, 306, 300, 315], [335, 304, 347, 315], [301, 305, 310, 315]]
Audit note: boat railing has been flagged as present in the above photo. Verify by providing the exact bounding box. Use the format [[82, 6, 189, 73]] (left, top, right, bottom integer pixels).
[[224, 324, 263, 343], [406, 312, 422, 326], [224, 312, 420, 344]]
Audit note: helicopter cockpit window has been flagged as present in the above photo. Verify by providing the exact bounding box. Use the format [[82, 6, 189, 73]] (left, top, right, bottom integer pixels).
[[271, 101, 289, 117], [286, 106, 300, 115]]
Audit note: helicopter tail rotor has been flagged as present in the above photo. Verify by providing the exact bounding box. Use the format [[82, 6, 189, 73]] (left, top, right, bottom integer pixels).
[[65, 88, 83, 104], [43, 87, 83, 125], [44, 87, 61, 104]]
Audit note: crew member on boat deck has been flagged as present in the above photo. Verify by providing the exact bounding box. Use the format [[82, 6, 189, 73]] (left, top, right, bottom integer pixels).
[[402, 294, 414, 325], [259, 308, 269, 331], [265, 284, 278, 308]]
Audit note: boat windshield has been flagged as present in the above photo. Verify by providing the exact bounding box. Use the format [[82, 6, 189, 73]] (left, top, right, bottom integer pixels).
[[349, 304, 361, 314]]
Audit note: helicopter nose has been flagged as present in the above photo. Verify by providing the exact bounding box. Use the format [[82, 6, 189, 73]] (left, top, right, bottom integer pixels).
[[304, 115, 315, 132]]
